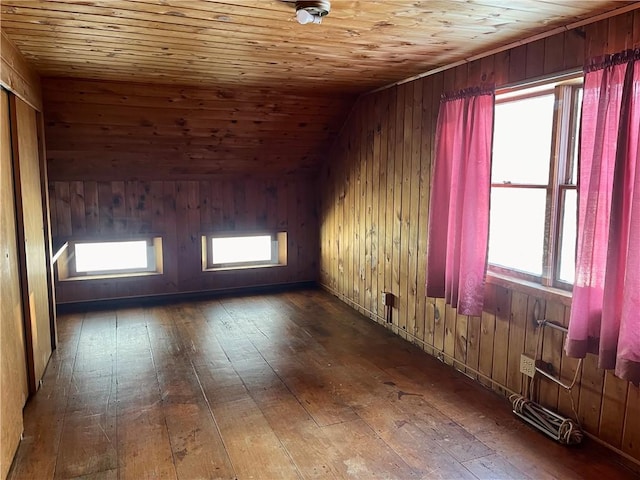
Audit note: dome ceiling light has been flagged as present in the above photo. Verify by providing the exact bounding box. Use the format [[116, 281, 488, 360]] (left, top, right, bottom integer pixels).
[[294, 1, 331, 24]]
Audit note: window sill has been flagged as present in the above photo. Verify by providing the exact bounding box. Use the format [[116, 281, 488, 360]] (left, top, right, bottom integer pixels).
[[486, 272, 572, 307], [59, 271, 163, 282], [204, 263, 286, 273]]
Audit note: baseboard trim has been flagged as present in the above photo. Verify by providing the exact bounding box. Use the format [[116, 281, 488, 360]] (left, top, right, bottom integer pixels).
[[56, 281, 318, 313]]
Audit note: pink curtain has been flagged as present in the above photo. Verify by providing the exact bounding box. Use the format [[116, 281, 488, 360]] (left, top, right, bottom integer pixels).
[[426, 87, 494, 316], [567, 49, 640, 385]]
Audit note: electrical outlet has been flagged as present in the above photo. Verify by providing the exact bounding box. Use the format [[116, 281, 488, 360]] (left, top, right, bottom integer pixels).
[[520, 354, 536, 378], [381, 292, 395, 307]]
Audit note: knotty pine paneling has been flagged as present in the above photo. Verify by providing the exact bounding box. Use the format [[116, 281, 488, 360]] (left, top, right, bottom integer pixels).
[[50, 176, 318, 304], [0, 32, 42, 110], [42, 77, 354, 178], [319, 10, 640, 465]]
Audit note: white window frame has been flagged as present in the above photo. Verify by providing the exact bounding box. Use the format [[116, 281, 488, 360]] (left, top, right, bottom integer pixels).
[[489, 74, 582, 290], [57, 236, 163, 280], [202, 231, 287, 271]]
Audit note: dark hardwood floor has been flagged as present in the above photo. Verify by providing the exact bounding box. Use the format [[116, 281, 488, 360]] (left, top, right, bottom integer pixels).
[[8, 289, 636, 479]]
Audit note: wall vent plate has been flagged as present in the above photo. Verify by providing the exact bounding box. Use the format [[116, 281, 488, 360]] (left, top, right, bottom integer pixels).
[[520, 354, 536, 378]]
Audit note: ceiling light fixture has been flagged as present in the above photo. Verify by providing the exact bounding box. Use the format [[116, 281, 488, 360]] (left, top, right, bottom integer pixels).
[[295, 1, 330, 25]]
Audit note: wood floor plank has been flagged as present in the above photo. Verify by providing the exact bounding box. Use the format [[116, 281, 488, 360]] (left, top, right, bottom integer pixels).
[[165, 304, 229, 367], [191, 339, 300, 478], [463, 453, 531, 480], [241, 375, 347, 479], [56, 311, 118, 480], [162, 402, 235, 480], [278, 365, 359, 427], [8, 314, 84, 480], [337, 366, 484, 479], [194, 363, 249, 407], [147, 304, 235, 479], [117, 407, 177, 480], [65, 374, 116, 418], [274, 348, 475, 479], [349, 394, 476, 479], [320, 419, 419, 479], [114, 308, 177, 480], [54, 413, 117, 479], [202, 299, 264, 364], [212, 397, 301, 480], [145, 306, 236, 480]]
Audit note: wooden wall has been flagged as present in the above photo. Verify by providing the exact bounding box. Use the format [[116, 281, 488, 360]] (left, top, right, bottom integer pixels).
[[44, 78, 320, 304], [0, 32, 42, 111], [42, 77, 354, 179], [49, 175, 318, 303], [318, 10, 640, 465], [1, 31, 54, 480]]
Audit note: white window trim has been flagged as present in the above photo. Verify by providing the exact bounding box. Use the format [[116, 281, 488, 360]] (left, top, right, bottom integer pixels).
[[488, 72, 582, 291], [201, 231, 287, 272], [57, 236, 164, 281]]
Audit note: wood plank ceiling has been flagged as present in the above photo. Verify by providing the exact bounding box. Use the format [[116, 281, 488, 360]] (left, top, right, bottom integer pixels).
[[0, 0, 634, 175]]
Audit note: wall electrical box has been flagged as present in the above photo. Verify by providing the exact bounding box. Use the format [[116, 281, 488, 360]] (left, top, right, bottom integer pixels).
[[520, 354, 536, 378], [381, 292, 395, 307]]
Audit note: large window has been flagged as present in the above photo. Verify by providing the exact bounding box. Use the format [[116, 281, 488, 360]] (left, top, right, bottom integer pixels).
[[488, 77, 581, 289], [202, 232, 287, 271], [58, 237, 163, 280]]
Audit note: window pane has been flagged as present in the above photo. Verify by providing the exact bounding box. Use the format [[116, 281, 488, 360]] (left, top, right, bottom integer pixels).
[[75, 241, 148, 272], [492, 94, 555, 184], [558, 189, 577, 284], [211, 235, 272, 264], [488, 188, 546, 276]]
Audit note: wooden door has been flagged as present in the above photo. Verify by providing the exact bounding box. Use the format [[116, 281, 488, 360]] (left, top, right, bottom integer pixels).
[[0, 88, 29, 479], [11, 95, 52, 392]]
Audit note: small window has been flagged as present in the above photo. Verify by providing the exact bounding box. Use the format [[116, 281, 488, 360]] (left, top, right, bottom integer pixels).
[[58, 237, 163, 280], [75, 240, 149, 273], [488, 76, 581, 289], [202, 232, 287, 271]]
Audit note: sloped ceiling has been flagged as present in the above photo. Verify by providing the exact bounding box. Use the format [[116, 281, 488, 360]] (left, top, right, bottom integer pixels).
[[0, 1, 635, 176]]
